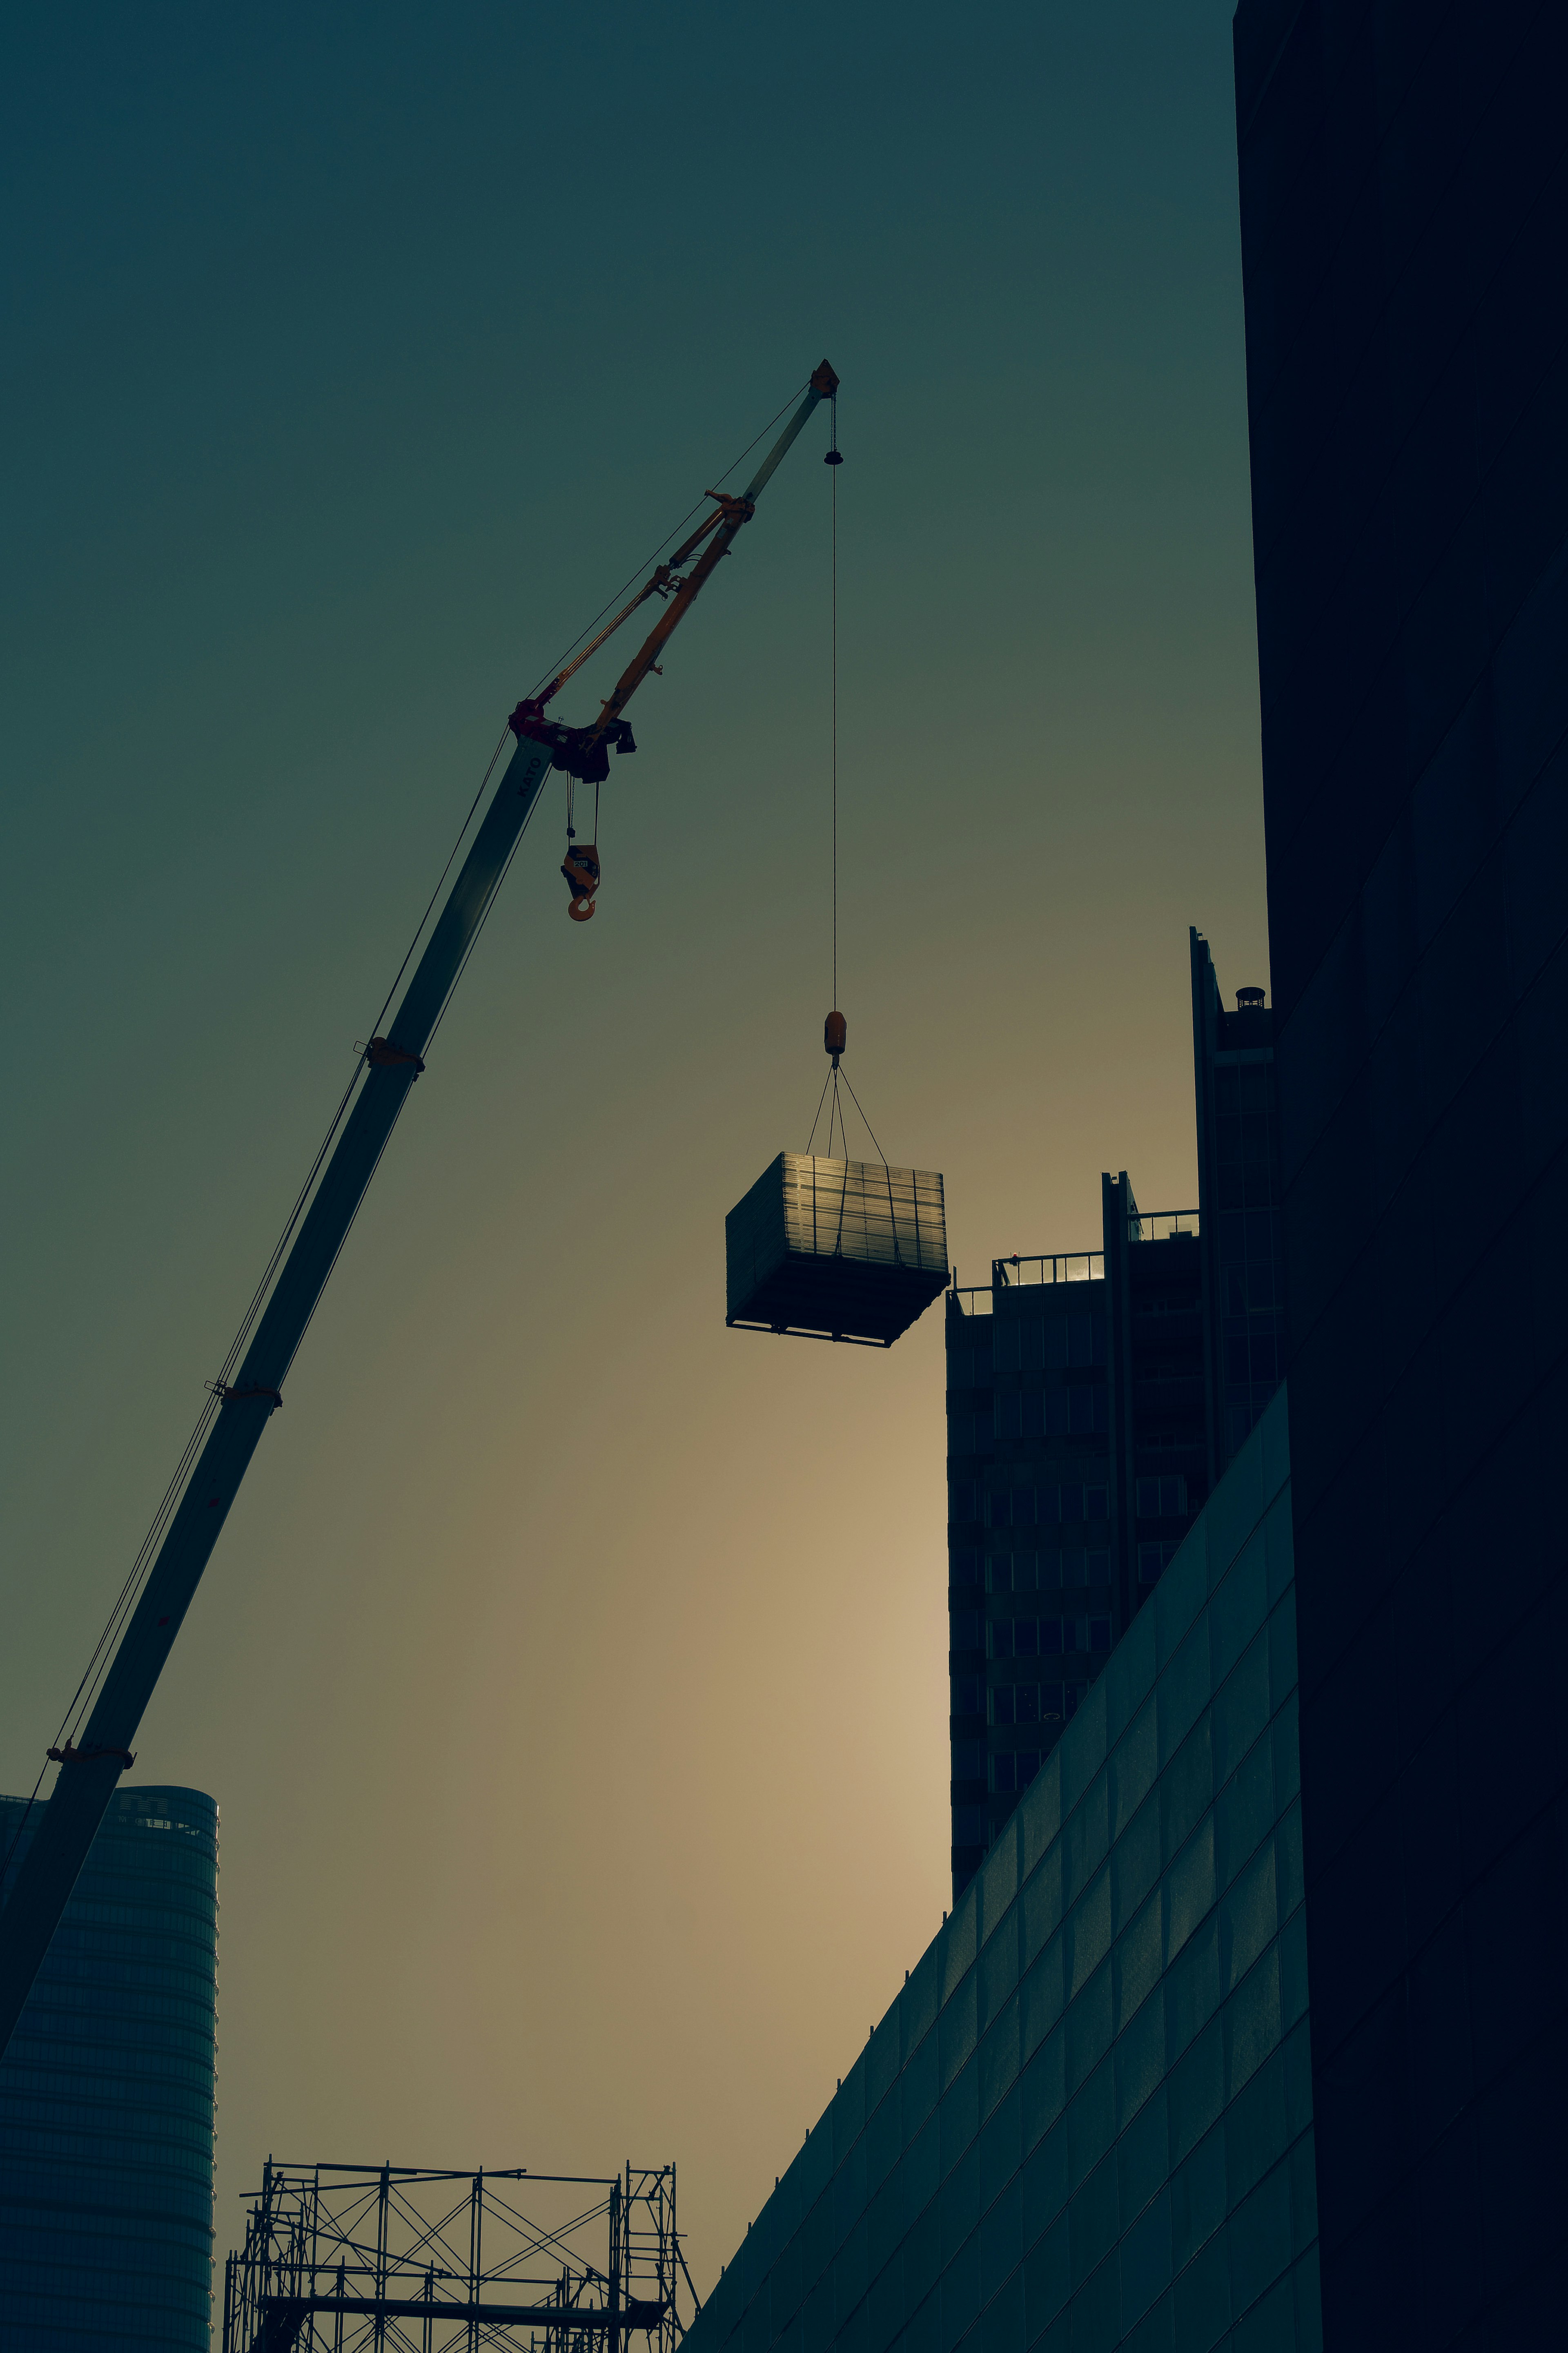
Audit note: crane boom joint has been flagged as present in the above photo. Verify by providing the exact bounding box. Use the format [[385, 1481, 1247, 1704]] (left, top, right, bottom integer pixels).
[[365, 1037, 426, 1073], [509, 701, 637, 785], [212, 1381, 283, 1410]]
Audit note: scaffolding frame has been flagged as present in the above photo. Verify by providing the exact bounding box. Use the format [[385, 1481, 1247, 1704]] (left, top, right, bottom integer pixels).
[[222, 2160, 697, 2353]]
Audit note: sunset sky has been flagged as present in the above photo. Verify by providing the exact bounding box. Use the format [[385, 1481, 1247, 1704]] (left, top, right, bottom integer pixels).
[[1, 0, 1264, 2292]]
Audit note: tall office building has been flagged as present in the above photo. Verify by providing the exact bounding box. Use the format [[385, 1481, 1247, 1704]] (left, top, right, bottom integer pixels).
[[946, 944, 1282, 1903], [947, 1191, 1216, 1899], [1234, 0, 1568, 2338], [0, 1785, 219, 2351], [947, 1251, 1119, 1899], [1190, 930, 1286, 1479]]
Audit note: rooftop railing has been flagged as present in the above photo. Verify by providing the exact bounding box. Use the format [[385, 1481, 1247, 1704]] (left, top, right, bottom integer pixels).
[[1129, 1209, 1200, 1242], [993, 1252, 1105, 1287]]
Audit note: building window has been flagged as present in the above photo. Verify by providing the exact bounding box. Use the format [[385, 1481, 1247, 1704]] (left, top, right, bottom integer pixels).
[[953, 1805, 986, 1844], [951, 1740, 984, 1778], [993, 1755, 1017, 1794], [1136, 1474, 1188, 1517], [949, 1481, 978, 1526], [1089, 1617, 1111, 1652], [1138, 1541, 1178, 1584], [950, 1549, 981, 1588], [991, 1621, 1012, 1659], [1015, 1685, 1039, 1724], [1017, 1752, 1040, 1787], [1085, 1548, 1109, 1583], [1045, 1314, 1107, 1368], [952, 1677, 981, 1716], [951, 1611, 981, 1651], [991, 1686, 1014, 1726]]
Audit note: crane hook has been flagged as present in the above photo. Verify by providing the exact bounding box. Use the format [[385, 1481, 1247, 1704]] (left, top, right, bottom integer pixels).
[[562, 841, 601, 922]]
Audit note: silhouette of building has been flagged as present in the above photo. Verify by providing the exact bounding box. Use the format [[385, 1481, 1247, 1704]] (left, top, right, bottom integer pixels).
[[946, 943, 1283, 1904], [690, 1393, 1319, 2353], [1190, 929, 1286, 1477], [1234, 0, 1568, 2338], [0, 1785, 218, 2352]]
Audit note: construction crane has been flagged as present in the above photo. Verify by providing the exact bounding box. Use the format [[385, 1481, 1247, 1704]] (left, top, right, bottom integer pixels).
[[0, 359, 840, 2059]]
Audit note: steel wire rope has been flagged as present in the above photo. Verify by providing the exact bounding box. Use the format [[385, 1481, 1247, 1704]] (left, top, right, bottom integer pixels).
[[58, 1045, 369, 1745], [805, 1066, 833, 1152], [20, 740, 507, 1819]]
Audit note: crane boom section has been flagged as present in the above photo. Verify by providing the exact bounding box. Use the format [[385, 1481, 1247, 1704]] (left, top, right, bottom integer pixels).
[[584, 364, 838, 746], [0, 740, 554, 2059]]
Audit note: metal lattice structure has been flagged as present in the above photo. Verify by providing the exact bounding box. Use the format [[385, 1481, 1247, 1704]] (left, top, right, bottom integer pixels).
[[222, 2161, 697, 2353]]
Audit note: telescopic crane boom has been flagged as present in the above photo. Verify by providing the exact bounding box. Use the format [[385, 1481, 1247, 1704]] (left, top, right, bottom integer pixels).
[[0, 361, 840, 2060]]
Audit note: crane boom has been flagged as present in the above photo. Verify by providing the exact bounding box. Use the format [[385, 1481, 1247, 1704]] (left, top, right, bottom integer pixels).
[[0, 360, 838, 2059]]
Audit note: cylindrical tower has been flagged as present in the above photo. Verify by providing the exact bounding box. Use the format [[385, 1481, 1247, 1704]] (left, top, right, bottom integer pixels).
[[0, 1785, 219, 2352]]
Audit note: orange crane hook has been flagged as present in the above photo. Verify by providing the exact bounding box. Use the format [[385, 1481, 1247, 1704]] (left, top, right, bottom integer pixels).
[[561, 842, 601, 921]]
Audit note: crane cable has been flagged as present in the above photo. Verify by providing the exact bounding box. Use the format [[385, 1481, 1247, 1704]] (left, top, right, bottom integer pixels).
[[805, 394, 888, 1173]]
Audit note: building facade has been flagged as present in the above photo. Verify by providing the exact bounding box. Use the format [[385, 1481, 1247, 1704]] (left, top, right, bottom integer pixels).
[[946, 935, 1287, 1901], [1234, 0, 1568, 2340], [1189, 932, 1286, 1483], [692, 1391, 1319, 2353], [0, 1785, 219, 2352], [947, 1251, 1119, 1898]]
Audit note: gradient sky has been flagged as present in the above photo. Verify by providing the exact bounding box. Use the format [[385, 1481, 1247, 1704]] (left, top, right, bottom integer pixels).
[[1, 0, 1265, 2300]]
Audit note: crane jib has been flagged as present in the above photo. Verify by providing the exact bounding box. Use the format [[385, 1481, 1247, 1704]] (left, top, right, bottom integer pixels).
[[0, 738, 554, 2058]]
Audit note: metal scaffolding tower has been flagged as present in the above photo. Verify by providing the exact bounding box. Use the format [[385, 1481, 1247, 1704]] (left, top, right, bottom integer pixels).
[[222, 2160, 698, 2353]]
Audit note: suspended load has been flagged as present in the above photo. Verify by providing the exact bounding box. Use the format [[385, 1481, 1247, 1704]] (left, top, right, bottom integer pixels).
[[726, 1152, 948, 1347]]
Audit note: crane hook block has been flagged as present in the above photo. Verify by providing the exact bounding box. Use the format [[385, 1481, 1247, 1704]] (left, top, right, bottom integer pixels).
[[562, 842, 601, 922], [824, 1009, 847, 1063]]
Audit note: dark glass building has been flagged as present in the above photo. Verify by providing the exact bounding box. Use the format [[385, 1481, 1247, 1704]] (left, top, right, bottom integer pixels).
[[1103, 1175, 1209, 1613], [1189, 931, 1286, 1478], [944, 937, 1283, 1904], [947, 1183, 1218, 1901], [688, 1392, 1323, 2353], [0, 1786, 219, 2352], [1234, 0, 1568, 2340], [947, 1252, 1119, 1899]]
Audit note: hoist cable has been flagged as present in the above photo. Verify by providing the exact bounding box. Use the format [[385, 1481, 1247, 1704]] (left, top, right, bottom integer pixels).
[[805, 1068, 833, 1153], [837, 1066, 889, 1168], [831, 392, 838, 1011]]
